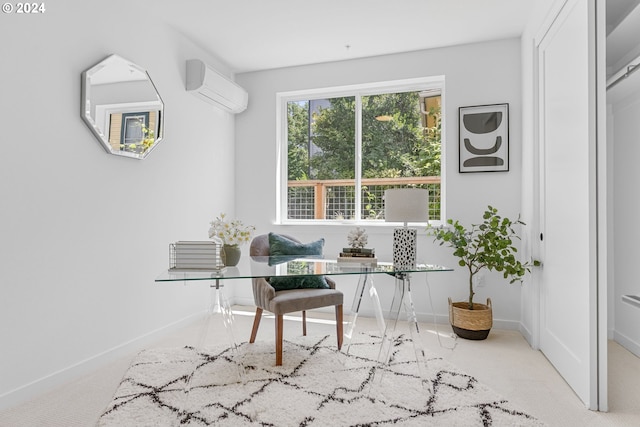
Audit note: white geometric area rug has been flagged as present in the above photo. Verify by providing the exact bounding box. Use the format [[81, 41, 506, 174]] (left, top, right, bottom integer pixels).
[[97, 333, 546, 427]]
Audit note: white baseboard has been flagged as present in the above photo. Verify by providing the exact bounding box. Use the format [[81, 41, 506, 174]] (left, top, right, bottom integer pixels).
[[234, 296, 520, 331], [614, 330, 640, 358], [519, 322, 534, 346], [0, 311, 205, 411], [233, 296, 257, 307]]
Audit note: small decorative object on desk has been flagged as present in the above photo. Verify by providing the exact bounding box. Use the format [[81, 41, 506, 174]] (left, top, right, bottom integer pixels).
[[337, 256, 378, 266], [340, 247, 375, 257], [347, 226, 368, 249], [339, 227, 377, 265], [384, 188, 430, 270], [208, 213, 255, 266], [169, 238, 226, 272]]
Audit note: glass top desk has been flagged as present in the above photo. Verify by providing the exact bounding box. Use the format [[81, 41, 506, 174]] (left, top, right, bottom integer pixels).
[[156, 255, 450, 281], [156, 256, 452, 383]]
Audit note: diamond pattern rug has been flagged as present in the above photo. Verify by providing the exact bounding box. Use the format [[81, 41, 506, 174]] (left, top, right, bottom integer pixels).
[[97, 332, 546, 426]]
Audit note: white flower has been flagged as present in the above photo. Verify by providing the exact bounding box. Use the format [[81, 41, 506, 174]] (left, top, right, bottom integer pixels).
[[208, 213, 255, 246]]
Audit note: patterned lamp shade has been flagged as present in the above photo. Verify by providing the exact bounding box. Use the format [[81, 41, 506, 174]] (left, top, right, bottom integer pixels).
[[384, 188, 429, 270]]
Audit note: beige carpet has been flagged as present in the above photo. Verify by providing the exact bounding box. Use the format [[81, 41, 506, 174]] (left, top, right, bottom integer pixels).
[[1, 309, 639, 426]]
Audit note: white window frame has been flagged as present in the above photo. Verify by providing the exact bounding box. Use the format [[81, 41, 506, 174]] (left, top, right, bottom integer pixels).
[[276, 76, 446, 225]]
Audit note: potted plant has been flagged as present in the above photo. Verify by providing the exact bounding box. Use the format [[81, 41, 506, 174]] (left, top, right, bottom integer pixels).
[[208, 213, 255, 266], [428, 205, 536, 340]]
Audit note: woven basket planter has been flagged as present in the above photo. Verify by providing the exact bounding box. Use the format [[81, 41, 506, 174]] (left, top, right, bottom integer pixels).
[[448, 297, 493, 340]]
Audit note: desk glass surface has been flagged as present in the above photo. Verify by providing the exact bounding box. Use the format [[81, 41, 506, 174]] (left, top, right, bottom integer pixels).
[[155, 256, 451, 282]]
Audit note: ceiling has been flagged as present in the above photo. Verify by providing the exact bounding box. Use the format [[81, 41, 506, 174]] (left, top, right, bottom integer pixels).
[[162, 0, 538, 73]]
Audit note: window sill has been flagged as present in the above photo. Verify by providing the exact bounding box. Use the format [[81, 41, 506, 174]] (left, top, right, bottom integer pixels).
[[276, 220, 436, 228]]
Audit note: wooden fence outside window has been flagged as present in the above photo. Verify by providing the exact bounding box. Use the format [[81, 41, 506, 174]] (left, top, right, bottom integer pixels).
[[287, 176, 441, 221]]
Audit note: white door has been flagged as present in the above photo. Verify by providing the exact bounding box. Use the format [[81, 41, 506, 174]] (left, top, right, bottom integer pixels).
[[536, 0, 606, 410]]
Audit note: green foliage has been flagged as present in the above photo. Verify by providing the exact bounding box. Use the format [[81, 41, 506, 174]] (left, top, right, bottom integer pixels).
[[404, 104, 441, 178], [286, 92, 441, 181], [287, 101, 310, 180], [310, 97, 356, 179], [428, 206, 535, 309], [361, 93, 418, 178]]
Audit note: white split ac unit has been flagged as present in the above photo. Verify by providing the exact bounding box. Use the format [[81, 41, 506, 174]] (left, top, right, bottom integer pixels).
[[186, 59, 248, 113]]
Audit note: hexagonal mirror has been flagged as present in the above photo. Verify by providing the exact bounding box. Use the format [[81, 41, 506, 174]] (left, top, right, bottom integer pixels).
[[81, 54, 164, 159]]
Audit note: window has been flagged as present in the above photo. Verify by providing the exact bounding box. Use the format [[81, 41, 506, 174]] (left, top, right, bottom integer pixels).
[[108, 111, 158, 155], [278, 78, 443, 223], [122, 113, 148, 152]]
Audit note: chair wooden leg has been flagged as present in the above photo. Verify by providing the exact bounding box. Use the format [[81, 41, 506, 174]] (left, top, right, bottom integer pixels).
[[302, 310, 307, 336], [335, 305, 343, 350], [250, 307, 263, 343], [276, 314, 284, 366]]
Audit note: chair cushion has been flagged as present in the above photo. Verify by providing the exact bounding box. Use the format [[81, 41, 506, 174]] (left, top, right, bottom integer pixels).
[[268, 233, 324, 256], [268, 288, 343, 315]]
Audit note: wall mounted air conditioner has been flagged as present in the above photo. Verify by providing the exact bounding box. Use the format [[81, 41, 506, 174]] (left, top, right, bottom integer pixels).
[[186, 59, 248, 113]]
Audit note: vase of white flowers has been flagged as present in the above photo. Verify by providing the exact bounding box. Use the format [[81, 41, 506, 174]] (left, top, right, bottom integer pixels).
[[208, 213, 255, 266]]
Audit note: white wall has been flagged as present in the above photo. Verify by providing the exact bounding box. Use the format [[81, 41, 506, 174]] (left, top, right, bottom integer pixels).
[[234, 39, 525, 327], [0, 1, 237, 408], [610, 86, 640, 356]]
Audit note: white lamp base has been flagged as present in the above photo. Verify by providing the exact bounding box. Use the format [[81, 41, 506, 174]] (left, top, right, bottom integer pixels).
[[393, 228, 417, 270]]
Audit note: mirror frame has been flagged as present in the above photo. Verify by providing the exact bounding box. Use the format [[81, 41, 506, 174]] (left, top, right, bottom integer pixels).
[[81, 54, 165, 160]]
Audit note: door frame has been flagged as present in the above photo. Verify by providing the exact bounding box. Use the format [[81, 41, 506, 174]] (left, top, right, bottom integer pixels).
[[531, 0, 607, 411]]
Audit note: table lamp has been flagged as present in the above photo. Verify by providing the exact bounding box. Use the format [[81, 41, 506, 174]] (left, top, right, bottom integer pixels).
[[384, 188, 430, 270]]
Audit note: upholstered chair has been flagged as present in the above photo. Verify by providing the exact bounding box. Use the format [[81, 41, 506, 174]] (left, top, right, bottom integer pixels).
[[249, 233, 344, 365]]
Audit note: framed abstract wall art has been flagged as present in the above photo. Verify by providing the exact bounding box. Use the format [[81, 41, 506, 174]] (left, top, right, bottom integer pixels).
[[459, 103, 509, 173]]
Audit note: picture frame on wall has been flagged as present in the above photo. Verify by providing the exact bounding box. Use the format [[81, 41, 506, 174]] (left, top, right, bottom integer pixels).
[[459, 103, 509, 173]]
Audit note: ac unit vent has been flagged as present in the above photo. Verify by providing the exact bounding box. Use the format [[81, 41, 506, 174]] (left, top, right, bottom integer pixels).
[[186, 59, 248, 114]]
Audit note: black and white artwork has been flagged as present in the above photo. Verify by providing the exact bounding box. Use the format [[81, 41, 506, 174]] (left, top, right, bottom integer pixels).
[[459, 103, 509, 173]]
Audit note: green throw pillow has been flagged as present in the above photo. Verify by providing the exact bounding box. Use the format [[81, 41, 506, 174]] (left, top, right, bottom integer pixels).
[[268, 275, 330, 291], [268, 233, 324, 256], [268, 233, 328, 290]]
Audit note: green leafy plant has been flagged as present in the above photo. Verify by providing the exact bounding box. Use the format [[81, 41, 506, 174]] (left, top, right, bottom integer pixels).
[[428, 205, 537, 309]]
